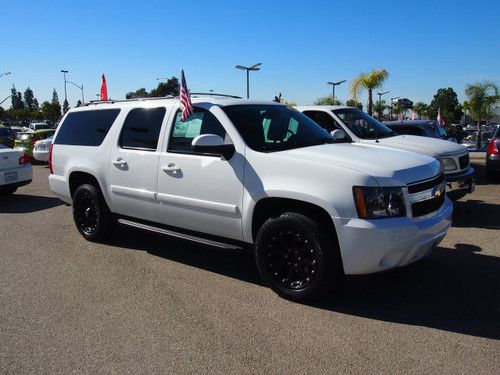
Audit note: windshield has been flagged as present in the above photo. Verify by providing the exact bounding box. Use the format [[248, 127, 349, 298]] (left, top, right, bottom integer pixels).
[[332, 108, 395, 139], [223, 105, 333, 152]]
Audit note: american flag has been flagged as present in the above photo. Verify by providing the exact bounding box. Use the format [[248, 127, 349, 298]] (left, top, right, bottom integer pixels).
[[437, 107, 445, 127], [180, 69, 193, 121]]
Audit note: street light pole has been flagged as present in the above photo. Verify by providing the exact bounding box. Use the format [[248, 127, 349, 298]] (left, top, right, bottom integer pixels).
[[326, 80, 346, 102], [376, 91, 390, 120], [60, 70, 69, 103], [66, 80, 85, 104], [235, 63, 262, 99], [390, 96, 400, 120]]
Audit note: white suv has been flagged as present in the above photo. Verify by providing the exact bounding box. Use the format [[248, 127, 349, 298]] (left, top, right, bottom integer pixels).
[[49, 97, 452, 301]]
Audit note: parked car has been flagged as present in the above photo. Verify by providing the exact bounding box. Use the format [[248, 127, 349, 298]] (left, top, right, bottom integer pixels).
[[297, 106, 474, 199], [0, 127, 16, 148], [14, 129, 55, 158], [461, 131, 494, 152], [28, 122, 52, 131], [33, 136, 53, 162], [486, 125, 500, 178], [384, 120, 456, 142], [49, 97, 452, 301], [0, 144, 32, 195]]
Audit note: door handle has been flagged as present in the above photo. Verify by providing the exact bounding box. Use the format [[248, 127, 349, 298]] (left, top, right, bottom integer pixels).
[[112, 158, 128, 167], [162, 163, 180, 174]]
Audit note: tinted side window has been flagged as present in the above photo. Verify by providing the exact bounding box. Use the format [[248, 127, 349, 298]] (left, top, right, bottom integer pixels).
[[302, 111, 340, 133], [55, 109, 120, 146], [168, 108, 226, 153], [119, 107, 166, 150]]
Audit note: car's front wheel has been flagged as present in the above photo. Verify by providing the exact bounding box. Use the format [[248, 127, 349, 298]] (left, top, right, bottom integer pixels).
[[255, 212, 341, 301], [72, 184, 115, 242]]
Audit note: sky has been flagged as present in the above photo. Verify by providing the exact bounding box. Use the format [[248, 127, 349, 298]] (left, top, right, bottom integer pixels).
[[1, 0, 499, 108]]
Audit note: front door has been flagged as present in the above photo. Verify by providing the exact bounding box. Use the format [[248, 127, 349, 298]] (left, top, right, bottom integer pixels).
[[156, 106, 245, 241]]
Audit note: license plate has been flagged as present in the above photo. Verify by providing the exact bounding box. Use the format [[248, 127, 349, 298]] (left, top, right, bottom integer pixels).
[[4, 171, 17, 183]]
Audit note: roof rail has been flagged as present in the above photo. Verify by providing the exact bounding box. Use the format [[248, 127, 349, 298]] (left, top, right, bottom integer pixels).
[[85, 96, 176, 106], [190, 92, 242, 99]]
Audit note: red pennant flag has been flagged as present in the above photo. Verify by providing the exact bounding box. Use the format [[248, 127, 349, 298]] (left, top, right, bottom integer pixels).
[[100, 74, 108, 101]]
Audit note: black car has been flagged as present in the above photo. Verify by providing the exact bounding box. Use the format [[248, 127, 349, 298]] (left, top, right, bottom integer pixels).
[[383, 120, 454, 142], [486, 125, 500, 178], [0, 127, 16, 148]]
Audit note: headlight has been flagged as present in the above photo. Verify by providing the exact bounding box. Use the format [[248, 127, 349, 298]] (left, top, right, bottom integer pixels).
[[353, 186, 406, 219], [439, 157, 457, 171]]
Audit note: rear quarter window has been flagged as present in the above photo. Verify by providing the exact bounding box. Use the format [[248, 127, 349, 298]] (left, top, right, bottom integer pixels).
[[54, 109, 121, 146]]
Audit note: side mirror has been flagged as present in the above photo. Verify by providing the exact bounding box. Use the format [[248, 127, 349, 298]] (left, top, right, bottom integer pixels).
[[331, 129, 346, 141], [191, 134, 235, 160]]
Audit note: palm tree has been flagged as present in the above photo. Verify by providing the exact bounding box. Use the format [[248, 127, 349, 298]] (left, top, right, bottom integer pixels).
[[413, 102, 428, 119], [350, 69, 389, 116], [465, 81, 499, 148]]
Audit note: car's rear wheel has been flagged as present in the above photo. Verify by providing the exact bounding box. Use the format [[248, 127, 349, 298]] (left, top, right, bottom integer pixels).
[[72, 184, 115, 242], [485, 168, 495, 179], [255, 212, 341, 301], [0, 187, 17, 196]]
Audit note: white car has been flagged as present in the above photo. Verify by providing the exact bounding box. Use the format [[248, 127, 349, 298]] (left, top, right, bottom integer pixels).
[[297, 106, 475, 198], [49, 97, 452, 301], [0, 145, 32, 195], [33, 136, 53, 162]]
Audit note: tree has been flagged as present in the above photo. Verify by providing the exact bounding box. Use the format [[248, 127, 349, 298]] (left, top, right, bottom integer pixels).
[[51, 89, 61, 118], [346, 99, 363, 110], [41, 101, 61, 123], [63, 99, 69, 114], [126, 77, 180, 99], [373, 100, 388, 120], [23, 87, 36, 111], [413, 102, 428, 119], [11, 87, 24, 110], [314, 96, 342, 106], [350, 68, 389, 116], [427, 88, 463, 126], [150, 77, 179, 97], [465, 81, 500, 148]]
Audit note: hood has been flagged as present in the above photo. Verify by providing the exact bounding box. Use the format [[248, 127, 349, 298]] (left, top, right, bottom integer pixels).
[[362, 135, 467, 157], [278, 143, 442, 186]]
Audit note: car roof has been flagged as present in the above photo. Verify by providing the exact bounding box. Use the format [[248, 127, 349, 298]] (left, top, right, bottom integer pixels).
[[294, 105, 352, 111], [73, 97, 285, 112]]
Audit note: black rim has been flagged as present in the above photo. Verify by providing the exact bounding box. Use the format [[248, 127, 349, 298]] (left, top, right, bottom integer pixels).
[[74, 191, 99, 235], [263, 230, 320, 291]]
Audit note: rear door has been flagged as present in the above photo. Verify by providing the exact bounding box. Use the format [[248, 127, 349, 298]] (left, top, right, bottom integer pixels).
[[108, 106, 170, 222]]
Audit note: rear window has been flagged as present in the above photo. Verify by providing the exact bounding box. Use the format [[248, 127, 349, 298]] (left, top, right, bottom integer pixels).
[[54, 109, 120, 146]]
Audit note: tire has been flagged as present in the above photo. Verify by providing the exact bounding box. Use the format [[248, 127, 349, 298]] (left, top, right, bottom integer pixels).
[[72, 183, 115, 242], [0, 187, 17, 196], [254, 212, 341, 301]]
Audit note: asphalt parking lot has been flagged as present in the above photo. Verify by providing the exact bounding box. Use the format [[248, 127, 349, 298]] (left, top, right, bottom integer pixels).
[[1, 160, 499, 374]]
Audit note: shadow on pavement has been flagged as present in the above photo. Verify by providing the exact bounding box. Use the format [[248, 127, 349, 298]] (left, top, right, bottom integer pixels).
[[108, 227, 500, 340], [452, 199, 500, 230], [470, 161, 500, 186], [0, 194, 63, 213]]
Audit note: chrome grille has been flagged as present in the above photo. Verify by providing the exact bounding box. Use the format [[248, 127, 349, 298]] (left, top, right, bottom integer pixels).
[[407, 173, 446, 218]]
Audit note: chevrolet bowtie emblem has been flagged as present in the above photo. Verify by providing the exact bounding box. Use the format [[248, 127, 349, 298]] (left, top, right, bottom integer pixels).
[[2, 156, 7, 160]]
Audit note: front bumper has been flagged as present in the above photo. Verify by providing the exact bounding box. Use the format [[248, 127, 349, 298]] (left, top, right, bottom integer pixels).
[[334, 197, 453, 275], [445, 167, 475, 194], [33, 150, 49, 162]]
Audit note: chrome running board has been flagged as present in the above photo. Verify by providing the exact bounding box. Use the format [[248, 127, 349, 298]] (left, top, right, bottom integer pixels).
[[117, 218, 243, 250]]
